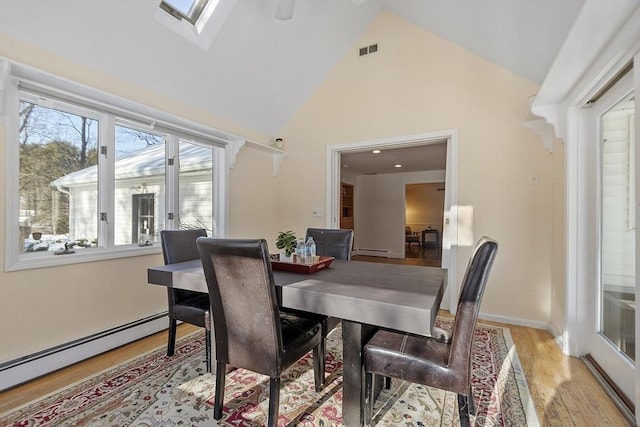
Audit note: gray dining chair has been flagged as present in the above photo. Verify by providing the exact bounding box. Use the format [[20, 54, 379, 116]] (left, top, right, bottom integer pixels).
[[160, 229, 211, 373], [362, 236, 498, 427], [305, 228, 354, 260], [196, 237, 325, 427], [304, 228, 354, 360]]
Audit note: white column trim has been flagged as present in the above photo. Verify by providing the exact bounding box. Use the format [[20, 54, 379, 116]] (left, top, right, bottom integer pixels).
[[0, 60, 10, 123]]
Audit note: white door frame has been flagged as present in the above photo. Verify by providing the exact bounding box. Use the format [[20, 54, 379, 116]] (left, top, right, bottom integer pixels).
[[566, 54, 639, 420], [326, 129, 459, 312], [584, 70, 635, 401]]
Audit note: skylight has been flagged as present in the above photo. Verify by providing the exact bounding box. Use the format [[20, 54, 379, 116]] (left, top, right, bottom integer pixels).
[[160, 0, 215, 25], [156, 0, 233, 50]]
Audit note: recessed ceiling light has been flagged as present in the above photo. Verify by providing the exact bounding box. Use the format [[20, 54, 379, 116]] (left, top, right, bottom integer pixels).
[[395, 164, 402, 168], [372, 150, 381, 154]]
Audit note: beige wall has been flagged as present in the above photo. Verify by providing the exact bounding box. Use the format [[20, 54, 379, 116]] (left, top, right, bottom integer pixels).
[[277, 12, 553, 324], [0, 10, 563, 364], [0, 37, 277, 362]]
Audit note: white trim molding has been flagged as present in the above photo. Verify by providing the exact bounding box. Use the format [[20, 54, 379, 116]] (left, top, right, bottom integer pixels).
[[226, 139, 246, 168], [531, 2, 640, 141], [0, 60, 10, 123], [523, 95, 557, 152]]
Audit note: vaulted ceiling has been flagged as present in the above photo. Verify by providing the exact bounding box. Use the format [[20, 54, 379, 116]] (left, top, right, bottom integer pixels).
[[0, 0, 585, 141]]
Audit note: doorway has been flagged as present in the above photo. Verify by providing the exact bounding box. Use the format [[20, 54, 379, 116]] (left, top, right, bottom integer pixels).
[[584, 69, 636, 405], [326, 130, 459, 313], [405, 182, 444, 265]]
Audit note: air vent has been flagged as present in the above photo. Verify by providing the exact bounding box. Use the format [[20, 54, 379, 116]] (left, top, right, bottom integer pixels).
[[358, 43, 379, 57]]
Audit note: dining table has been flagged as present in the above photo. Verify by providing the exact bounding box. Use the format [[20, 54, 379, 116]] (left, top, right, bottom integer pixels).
[[148, 258, 446, 427]]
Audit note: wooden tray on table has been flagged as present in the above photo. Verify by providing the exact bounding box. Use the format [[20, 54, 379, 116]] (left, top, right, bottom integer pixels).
[[271, 256, 335, 274]]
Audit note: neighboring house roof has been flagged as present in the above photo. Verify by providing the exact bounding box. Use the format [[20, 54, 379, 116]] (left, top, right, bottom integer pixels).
[[53, 143, 212, 188]]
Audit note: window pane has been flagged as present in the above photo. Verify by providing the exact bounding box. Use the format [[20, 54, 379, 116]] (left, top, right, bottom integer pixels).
[[19, 100, 99, 254], [600, 92, 635, 362], [161, 0, 210, 23], [114, 125, 166, 245], [179, 141, 215, 234]]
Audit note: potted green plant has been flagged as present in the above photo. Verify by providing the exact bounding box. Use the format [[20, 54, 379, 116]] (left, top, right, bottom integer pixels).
[[275, 230, 297, 261]]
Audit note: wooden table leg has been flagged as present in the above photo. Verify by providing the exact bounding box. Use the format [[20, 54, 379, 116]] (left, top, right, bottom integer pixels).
[[341, 321, 379, 427]]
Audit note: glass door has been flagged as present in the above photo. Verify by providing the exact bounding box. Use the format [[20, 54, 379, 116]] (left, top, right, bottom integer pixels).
[[589, 70, 636, 401]]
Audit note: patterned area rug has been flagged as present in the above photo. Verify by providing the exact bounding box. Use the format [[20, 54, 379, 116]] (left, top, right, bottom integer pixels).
[[1, 319, 539, 426]]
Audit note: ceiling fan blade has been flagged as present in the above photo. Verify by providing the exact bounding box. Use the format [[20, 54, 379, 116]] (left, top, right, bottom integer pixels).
[[275, 0, 295, 20]]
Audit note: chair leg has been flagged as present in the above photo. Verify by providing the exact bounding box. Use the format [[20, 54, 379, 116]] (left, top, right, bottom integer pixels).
[[205, 311, 212, 373], [321, 320, 328, 352], [363, 372, 374, 427], [468, 384, 475, 415], [313, 342, 324, 390], [214, 361, 226, 420], [267, 377, 281, 427], [384, 376, 391, 389], [167, 318, 177, 356], [457, 393, 471, 427]]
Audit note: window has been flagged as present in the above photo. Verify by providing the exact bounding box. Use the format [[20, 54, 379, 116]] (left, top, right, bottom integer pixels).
[[160, 0, 213, 25], [155, 0, 235, 50], [113, 124, 166, 246], [5, 70, 227, 271], [19, 96, 101, 253], [132, 194, 155, 245], [178, 141, 215, 232]]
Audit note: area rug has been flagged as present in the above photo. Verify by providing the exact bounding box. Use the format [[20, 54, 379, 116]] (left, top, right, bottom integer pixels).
[[0, 319, 539, 426]]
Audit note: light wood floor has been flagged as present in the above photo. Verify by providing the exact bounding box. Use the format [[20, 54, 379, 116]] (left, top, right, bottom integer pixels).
[[479, 318, 630, 426], [0, 320, 630, 425]]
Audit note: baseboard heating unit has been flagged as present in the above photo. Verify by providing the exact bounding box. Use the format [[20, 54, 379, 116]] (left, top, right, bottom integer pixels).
[[355, 248, 393, 257], [0, 313, 168, 391]]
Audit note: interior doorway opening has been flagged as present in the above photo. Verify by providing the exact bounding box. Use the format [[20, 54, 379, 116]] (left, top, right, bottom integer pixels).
[[404, 182, 444, 266], [326, 129, 459, 312]]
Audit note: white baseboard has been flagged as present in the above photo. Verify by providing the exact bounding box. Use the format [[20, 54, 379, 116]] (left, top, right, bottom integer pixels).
[[477, 312, 572, 353], [547, 322, 567, 353], [0, 313, 168, 391], [478, 312, 549, 331]]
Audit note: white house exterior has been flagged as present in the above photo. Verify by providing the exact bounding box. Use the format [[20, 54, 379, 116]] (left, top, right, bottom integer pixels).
[[52, 142, 214, 246]]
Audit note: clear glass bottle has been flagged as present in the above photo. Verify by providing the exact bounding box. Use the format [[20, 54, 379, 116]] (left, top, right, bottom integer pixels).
[[295, 238, 306, 263], [306, 236, 316, 263]]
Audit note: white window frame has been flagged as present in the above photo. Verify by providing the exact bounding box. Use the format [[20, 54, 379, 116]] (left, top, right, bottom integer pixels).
[[160, 0, 211, 25], [2, 60, 233, 272], [155, 0, 236, 51]]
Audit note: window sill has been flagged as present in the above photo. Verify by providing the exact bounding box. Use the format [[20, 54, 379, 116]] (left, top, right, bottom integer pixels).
[[5, 245, 162, 272]]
